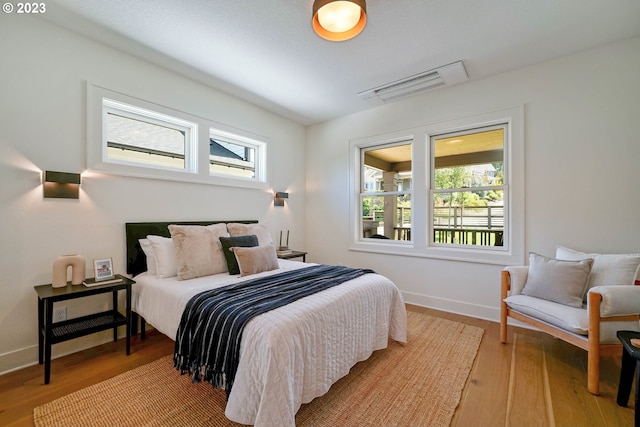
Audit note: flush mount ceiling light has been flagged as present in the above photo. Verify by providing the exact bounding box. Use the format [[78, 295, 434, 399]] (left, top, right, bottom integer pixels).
[[312, 0, 367, 42]]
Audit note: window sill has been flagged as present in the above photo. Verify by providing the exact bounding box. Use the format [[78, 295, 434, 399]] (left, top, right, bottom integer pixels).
[[86, 162, 270, 190], [349, 241, 524, 266]]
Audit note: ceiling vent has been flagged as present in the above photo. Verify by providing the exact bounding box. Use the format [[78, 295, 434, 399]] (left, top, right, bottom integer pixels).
[[358, 61, 468, 105]]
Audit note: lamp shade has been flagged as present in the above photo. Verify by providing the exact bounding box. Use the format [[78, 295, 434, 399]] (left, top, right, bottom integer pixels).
[[312, 0, 367, 41]]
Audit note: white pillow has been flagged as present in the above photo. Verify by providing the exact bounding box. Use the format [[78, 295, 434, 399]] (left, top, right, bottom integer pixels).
[[522, 252, 593, 308], [138, 238, 157, 276], [227, 223, 273, 246], [146, 235, 177, 278], [233, 245, 280, 277], [556, 245, 640, 289], [169, 224, 229, 280]]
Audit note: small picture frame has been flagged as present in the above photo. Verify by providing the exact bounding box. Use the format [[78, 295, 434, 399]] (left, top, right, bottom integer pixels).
[[93, 258, 115, 281]]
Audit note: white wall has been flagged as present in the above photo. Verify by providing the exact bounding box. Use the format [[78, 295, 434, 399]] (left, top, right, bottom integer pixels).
[[1, 15, 639, 377], [0, 16, 306, 373], [305, 37, 640, 320]]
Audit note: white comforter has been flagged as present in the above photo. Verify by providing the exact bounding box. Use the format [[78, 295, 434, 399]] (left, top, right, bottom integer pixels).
[[132, 260, 407, 427]]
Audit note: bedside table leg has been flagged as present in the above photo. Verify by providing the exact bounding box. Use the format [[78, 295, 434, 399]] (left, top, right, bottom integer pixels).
[[112, 291, 118, 342], [37, 297, 44, 365], [44, 300, 53, 384], [125, 285, 131, 355], [141, 317, 146, 340]]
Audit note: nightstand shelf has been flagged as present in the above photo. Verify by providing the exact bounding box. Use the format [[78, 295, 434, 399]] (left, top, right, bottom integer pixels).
[[34, 274, 134, 384], [49, 311, 127, 342]]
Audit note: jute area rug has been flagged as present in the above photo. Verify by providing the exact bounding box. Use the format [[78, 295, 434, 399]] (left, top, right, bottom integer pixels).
[[34, 310, 484, 427]]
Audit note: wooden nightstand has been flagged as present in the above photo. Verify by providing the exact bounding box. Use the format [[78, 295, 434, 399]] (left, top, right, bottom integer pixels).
[[34, 274, 134, 384], [277, 250, 308, 262]]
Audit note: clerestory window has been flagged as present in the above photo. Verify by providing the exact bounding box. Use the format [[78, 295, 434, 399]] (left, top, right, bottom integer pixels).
[[209, 128, 266, 182], [104, 99, 197, 172], [87, 84, 269, 190]]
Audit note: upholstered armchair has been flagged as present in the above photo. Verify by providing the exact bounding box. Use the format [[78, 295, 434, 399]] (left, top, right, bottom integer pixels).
[[500, 246, 640, 395]]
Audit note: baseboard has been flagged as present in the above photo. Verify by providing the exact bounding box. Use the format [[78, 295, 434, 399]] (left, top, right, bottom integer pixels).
[[402, 291, 500, 322], [0, 345, 39, 376], [0, 329, 130, 377], [402, 291, 536, 331]]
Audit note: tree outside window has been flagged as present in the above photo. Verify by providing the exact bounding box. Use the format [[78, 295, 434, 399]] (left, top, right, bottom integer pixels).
[[432, 126, 505, 247]]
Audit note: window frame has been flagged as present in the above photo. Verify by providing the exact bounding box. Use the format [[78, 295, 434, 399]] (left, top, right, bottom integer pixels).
[[87, 83, 270, 190], [359, 138, 414, 243], [349, 106, 524, 265], [430, 123, 507, 250], [102, 98, 198, 173], [209, 127, 267, 183]]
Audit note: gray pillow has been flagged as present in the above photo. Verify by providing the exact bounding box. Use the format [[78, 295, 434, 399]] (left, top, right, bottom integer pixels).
[[521, 252, 594, 307], [233, 245, 280, 277]]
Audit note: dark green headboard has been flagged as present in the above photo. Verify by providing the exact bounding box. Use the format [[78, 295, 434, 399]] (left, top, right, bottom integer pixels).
[[125, 220, 258, 276]]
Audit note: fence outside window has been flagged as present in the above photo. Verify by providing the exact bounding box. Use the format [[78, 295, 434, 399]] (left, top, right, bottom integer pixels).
[[363, 205, 504, 246]]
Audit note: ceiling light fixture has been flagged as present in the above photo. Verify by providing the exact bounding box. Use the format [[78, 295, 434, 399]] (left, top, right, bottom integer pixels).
[[312, 0, 367, 42]]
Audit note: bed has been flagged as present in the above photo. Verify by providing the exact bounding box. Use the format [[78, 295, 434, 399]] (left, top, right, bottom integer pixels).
[[125, 220, 407, 427]]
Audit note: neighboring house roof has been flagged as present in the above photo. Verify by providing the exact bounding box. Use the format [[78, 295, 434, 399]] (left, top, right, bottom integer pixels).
[[210, 139, 243, 160], [107, 113, 245, 162]]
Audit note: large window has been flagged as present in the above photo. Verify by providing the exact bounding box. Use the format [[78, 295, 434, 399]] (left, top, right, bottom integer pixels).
[[88, 84, 269, 189], [350, 107, 524, 265]]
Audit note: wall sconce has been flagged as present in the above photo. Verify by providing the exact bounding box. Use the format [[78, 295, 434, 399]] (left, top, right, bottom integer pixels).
[[43, 171, 81, 199], [274, 191, 288, 207]]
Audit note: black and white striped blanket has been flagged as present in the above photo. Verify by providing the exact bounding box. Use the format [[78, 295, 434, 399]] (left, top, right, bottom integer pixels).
[[173, 264, 374, 398]]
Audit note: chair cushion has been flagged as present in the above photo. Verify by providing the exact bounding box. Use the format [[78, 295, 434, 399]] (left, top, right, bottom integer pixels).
[[505, 294, 589, 334], [521, 252, 593, 307], [556, 246, 640, 295], [505, 294, 640, 343]]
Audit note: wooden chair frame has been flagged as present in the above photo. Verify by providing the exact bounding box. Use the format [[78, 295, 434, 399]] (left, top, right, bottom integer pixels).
[[500, 269, 640, 395]]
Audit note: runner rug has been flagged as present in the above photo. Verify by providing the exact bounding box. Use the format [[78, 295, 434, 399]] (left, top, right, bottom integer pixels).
[[34, 310, 484, 427]]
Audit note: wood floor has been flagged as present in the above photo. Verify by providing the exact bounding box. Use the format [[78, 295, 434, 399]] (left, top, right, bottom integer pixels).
[[0, 305, 634, 427]]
